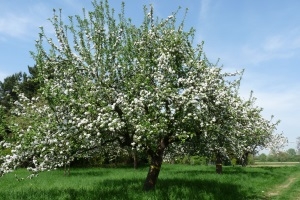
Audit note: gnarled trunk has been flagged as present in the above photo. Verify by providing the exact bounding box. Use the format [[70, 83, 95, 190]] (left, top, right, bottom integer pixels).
[[143, 154, 163, 191], [143, 137, 169, 191]]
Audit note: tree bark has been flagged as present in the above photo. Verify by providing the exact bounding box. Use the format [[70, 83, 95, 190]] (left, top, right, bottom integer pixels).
[[64, 162, 70, 176], [143, 155, 163, 191], [132, 149, 138, 169], [216, 153, 222, 174], [143, 137, 168, 191], [241, 152, 249, 167]]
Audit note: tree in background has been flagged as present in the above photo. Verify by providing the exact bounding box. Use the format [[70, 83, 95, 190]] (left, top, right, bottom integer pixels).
[[297, 137, 300, 155], [0, 106, 6, 141], [286, 148, 296, 157], [0, 66, 39, 111], [0, 72, 24, 112], [267, 133, 288, 155], [257, 153, 267, 162], [0, 66, 40, 143], [168, 89, 281, 170], [255, 148, 300, 162], [0, 0, 281, 190]]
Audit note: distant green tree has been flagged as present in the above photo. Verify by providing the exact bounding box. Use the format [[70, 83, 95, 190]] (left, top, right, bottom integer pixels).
[[267, 154, 276, 162], [297, 137, 300, 155], [18, 66, 40, 100], [285, 148, 297, 161], [0, 65, 39, 113], [257, 153, 267, 162], [277, 151, 288, 162], [286, 148, 296, 156], [0, 106, 6, 140], [0, 72, 23, 112], [0, 65, 40, 145]]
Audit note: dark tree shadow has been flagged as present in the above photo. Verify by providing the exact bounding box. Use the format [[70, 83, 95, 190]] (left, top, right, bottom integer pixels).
[[1, 166, 275, 200], [1, 178, 264, 200]]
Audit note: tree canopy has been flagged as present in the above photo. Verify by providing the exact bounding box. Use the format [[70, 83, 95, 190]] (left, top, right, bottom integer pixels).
[[0, 0, 285, 190]]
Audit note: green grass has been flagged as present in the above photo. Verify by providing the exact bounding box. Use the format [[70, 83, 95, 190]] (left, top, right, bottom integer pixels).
[[253, 162, 300, 167], [270, 170, 300, 200], [0, 164, 299, 200]]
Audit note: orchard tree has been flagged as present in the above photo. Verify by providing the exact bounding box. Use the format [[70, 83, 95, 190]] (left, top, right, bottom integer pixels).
[[267, 133, 288, 155], [232, 93, 280, 166], [297, 137, 300, 155], [169, 88, 280, 170], [0, 0, 281, 190]]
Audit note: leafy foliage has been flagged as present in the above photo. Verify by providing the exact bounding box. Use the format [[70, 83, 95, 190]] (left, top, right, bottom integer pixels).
[[0, 0, 284, 190]]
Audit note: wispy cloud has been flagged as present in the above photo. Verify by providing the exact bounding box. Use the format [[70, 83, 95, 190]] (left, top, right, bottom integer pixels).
[[199, 0, 211, 20], [204, 28, 300, 69], [255, 87, 300, 141], [0, 2, 52, 41], [241, 29, 300, 65], [263, 35, 285, 52], [250, 87, 300, 114], [0, 14, 31, 38]]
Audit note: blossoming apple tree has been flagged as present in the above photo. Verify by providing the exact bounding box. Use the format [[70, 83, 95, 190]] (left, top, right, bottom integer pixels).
[[0, 0, 282, 190], [166, 84, 282, 170]]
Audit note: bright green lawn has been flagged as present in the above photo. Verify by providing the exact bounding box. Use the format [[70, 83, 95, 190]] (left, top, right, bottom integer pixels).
[[0, 164, 299, 200]]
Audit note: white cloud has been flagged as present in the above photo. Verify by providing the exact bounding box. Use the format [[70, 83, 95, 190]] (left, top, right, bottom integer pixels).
[[200, 0, 211, 20], [250, 87, 300, 115], [241, 29, 300, 65], [263, 35, 285, 52], [0, 2, 52, 41], [0, 14, 31, 38]]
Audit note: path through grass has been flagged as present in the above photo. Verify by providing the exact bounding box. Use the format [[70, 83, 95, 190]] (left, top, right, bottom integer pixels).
[[265, 170, 300, 200]]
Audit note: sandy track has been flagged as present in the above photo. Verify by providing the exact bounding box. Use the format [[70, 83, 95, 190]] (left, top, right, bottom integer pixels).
[[266, 173, 300, 199]]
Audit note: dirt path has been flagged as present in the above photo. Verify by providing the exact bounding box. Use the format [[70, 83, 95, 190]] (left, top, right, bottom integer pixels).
[[266, 173, 300, 199]]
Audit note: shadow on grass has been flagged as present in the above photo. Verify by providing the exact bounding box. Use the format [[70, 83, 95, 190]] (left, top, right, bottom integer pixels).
[[66, 170, 108, 177], [0, 177, 263, 200], [3, 165, 281, 200], [156, 178, 262, 200], [170, 166, 276, 178]]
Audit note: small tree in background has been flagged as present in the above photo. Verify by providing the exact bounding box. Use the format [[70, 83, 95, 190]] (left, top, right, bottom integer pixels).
[[297, 137, 300, 155], [257, 153, 267, 162]]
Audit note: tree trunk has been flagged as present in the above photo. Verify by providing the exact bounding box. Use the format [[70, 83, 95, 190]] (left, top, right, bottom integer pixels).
[[143, 137, 168, 191], [241, 152, 249, 167], [216, 153, 222, 174], [143, 155, 163, 191], [64, 162, 70, 176], [132, 149, 138, 169]]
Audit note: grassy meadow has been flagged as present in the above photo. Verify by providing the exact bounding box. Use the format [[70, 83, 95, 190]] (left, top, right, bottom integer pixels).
[[1, 164, 300, 200]]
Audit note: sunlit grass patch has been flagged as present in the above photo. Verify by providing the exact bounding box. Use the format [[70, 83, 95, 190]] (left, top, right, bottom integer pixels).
[[0, 164, 299, 200]]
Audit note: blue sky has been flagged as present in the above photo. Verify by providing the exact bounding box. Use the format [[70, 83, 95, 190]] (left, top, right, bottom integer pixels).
[[1, 0, 300, 152]]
